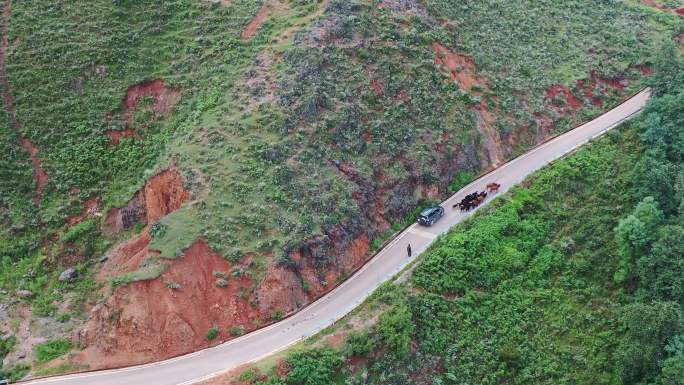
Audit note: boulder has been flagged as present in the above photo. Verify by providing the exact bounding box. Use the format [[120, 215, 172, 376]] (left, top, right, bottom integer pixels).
[[59, 267, 77, 282], [16, 290, 33, 298]]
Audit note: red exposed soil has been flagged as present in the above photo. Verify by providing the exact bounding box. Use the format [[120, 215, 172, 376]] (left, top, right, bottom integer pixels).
[[78, 240, 260, 369], [637, 64, 653, 75], [242, 3, 270, 39], [473, 103, 504, 166], [431, 42, 485, 92], [0, 0, 48, 205], [546, 85, 582, 110], [103, 167, 189, 233], [642, 0, 684, 16], [370, 78, 383, 96], [257, 264, 307, 315], [575, 69, 629, 107], [67, 198, 100, 226], [98, 231, 153, 280], [105, 129, 138, 146], [122, 79, 181, 122], [143, 168, 189, 222], [393, 89, 410, 105], [643, 0, 666, 9]]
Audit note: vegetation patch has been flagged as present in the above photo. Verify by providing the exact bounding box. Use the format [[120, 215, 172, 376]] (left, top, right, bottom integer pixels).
[[35, 339, 73, 364]]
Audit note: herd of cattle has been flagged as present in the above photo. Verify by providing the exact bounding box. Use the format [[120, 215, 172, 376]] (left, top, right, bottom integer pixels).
[[453, 182, 500, 211]]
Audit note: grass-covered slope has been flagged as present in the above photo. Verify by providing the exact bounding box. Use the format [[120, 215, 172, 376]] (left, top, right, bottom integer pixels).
[[0, 0, 681, 375], [234, 49, 684, 385]]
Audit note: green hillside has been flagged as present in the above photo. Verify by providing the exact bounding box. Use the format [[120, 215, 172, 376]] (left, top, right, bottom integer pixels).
[[0, 0, 682, 378]]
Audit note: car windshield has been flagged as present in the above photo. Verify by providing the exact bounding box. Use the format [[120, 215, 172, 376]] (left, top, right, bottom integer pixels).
[[419, 207, 435, 217]]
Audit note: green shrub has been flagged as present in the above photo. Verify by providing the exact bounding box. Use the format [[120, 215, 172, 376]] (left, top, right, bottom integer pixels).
[[271, 310, 286, 321], [285, 348, 343, 385], [206, 325, 220, 341], [344, 330, 376, 356], [35, 339, 73, 363], [60, 219, 97, 243]]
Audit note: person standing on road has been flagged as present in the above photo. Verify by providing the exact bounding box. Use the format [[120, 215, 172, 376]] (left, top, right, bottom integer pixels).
[[407, 243, 412, 258]]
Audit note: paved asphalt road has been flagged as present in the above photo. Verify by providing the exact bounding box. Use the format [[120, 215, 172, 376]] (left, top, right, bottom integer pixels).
[[23, 89, 651, 385]]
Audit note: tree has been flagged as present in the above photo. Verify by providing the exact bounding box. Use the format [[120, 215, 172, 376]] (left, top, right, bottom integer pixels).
[[637, 225, 684, 303], [650, 40, 684, 98], [616, 302, 683, 384], [614, 197, 663, 283], [653, 355, 684, 385]]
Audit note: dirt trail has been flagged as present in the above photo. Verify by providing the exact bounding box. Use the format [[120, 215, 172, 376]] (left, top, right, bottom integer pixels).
[[242, 3, 270, 39], [242, 0, 289, 40], [0, 0, 48, 205]]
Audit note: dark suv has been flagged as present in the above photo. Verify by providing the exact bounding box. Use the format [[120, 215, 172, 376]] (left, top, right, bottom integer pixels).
[[417, 205, 444, 226]]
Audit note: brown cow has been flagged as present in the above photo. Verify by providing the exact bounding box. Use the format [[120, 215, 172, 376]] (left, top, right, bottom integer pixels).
[[487, 182, 501, 193]]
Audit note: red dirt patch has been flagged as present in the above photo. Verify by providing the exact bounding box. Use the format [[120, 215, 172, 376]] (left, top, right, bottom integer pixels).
[[546, 84, 582, 110], [642, 0, 684, 16], [370, 79, 383, 96], [143, 168, 189, 223], [98, 231, 154, 280], [643, 0, 666, 9], [393, 89, 410, 105], [575, 69, 629, 107], [431, 42, 485, 92], [121, 79, 180, 123], [637, 64, 653, 75], [256, 264, 307, 317], [79, 240, 261, 370], [473, 103, 504, 166], [242, 3, 270, 39], [104, 167, 189, 234], [0, 0, 48, 205], [105, 129, 139, 146]]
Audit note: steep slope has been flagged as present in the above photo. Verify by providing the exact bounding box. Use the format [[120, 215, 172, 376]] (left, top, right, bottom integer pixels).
[[0, 0, 680, 378]]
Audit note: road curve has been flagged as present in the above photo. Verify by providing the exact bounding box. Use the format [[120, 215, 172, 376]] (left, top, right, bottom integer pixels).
[[23, 89, 651, 385]]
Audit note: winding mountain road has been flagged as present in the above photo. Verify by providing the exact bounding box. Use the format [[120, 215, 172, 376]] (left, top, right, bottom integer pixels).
[[23, 89, 651, 385]]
